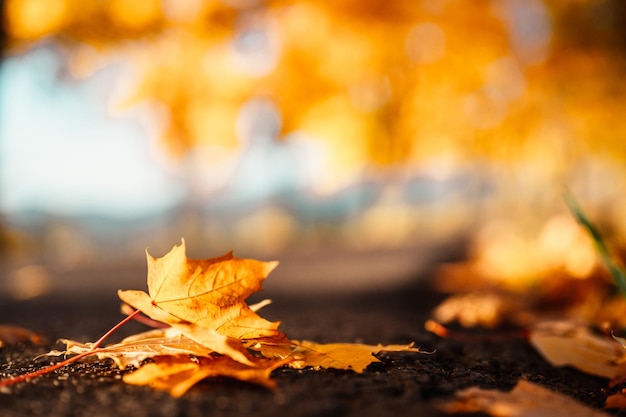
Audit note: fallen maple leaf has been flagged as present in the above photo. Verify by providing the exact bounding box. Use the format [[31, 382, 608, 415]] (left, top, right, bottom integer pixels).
[[529, 320, 626, 379], [429, 292, 527, 328], [117, 239, 286, 365], [286, 341, 423, 373], [437, 379, 607, 417], [248, 339, 426, 373], [48, 329, 214, 370], [122, 354, 289, 397], [605, 389, 626, 409], [1, 239, 427, 396], [0, 325, 45, 347], [119, 239, 282, 340]]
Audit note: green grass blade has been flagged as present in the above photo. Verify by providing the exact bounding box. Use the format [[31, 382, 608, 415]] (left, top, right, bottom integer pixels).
[[565, 192, 626, 296]]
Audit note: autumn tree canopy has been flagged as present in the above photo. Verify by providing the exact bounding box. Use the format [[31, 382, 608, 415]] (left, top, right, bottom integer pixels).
[[4, 0, 626, 179]]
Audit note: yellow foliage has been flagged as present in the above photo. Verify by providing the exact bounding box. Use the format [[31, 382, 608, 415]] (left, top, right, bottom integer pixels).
[[7, 0, 625, 178]]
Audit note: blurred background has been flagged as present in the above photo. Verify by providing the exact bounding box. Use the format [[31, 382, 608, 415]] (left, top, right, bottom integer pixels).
[[1, 0, 626, 298]]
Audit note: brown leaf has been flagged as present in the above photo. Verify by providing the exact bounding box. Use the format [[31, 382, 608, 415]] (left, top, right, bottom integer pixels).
[[119, 239, 282, 340], [2, 240, 431, 396], [0, 325, 45, 347], [49, 329, 215, 370], [122, 354, 288, 397], [430, 292, 527, 328], [437, 379, 608, 417], [529, 320, 626, 379], [605, 389, 626, 409]]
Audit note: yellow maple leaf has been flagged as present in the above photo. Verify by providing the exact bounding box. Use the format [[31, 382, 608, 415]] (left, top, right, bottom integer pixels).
[[288, 341, 423, 373], [119, 239, 283, 340], [3, 239, 428, 396], [123, 354, 288, 397]]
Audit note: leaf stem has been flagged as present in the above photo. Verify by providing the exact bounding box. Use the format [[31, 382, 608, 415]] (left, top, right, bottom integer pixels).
[[0, 309, 141, 388], [92, 309, 142, 348], [120, 303, 169, 329]]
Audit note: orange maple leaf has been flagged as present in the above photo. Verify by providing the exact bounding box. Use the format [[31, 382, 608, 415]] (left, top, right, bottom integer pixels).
[[119, 239, 283, 340], [2, 239, 426, 396], [252, 340, 425, 373], [289, 341, 424, 373], [122, 354, 289, 397]]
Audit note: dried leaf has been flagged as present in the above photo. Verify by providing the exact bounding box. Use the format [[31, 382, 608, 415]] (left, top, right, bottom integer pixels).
[[2, 239, 427, 396], [123, 354, 288, 397], [119, 304, 259, 366], [430, 292, 526, 328], [118, 239, 282, 340], [288, 341, 423, 373], [167, 321, 258, 366], [529, 320, 626, 379], [0, 325, 44, 347], [437, 379, 607, 417], [605, 389, 626, 409], [49, 329, 214, 369]]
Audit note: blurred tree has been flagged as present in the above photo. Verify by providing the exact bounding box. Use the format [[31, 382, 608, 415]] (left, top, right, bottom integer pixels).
[[2, 0, 626, 194]]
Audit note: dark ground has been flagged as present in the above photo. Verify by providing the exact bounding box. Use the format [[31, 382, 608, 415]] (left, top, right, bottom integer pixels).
[[0, 269, 620, 417]]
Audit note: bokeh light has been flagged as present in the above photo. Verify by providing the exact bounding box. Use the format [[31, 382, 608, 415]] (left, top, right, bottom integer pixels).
[[2, 0, 626, 293]]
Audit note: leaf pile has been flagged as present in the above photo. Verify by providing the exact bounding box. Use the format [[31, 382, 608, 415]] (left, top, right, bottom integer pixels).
[[6, 239, 422, 397]]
